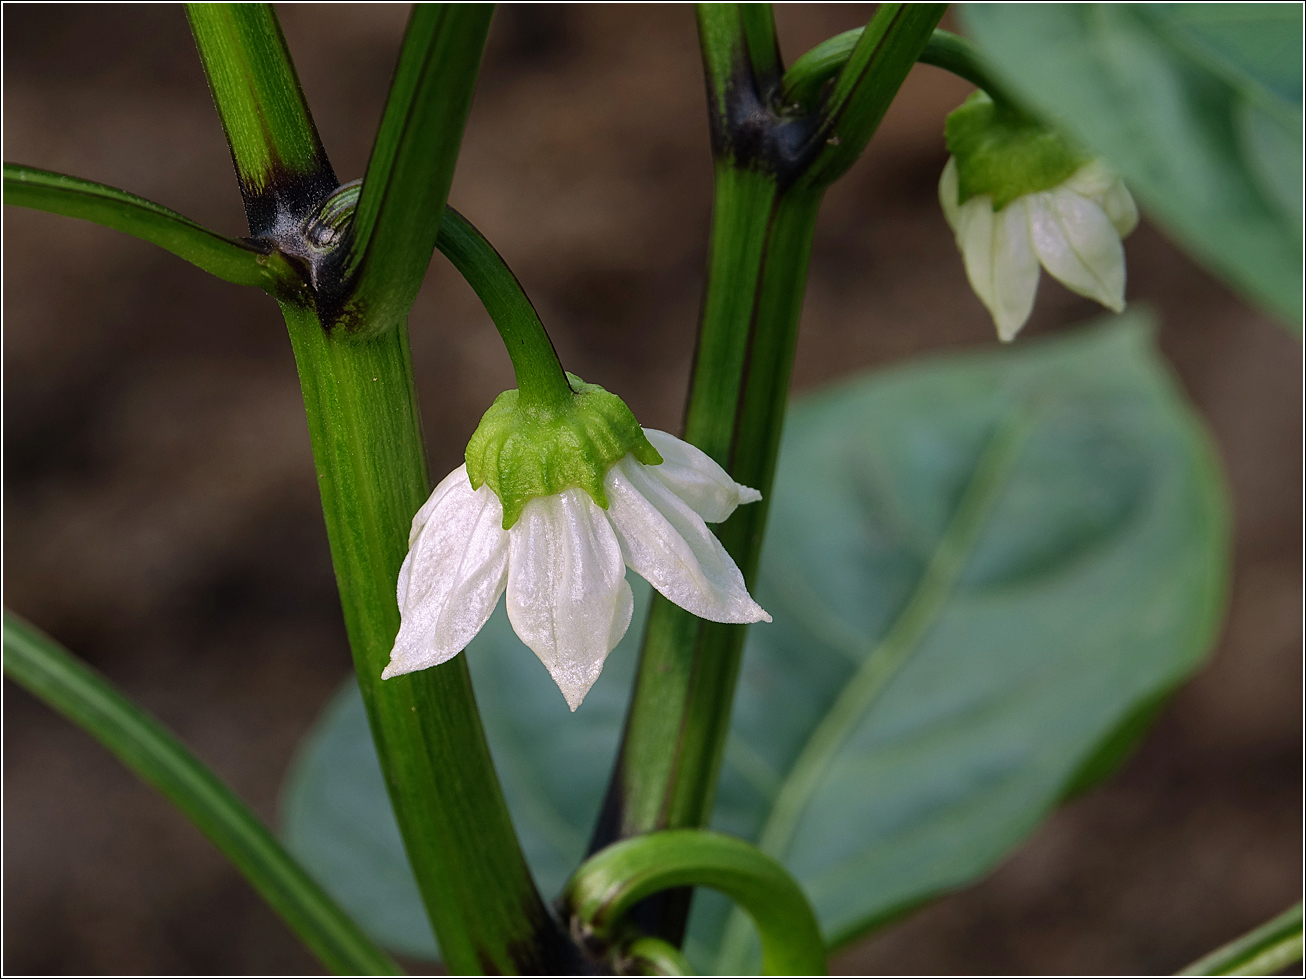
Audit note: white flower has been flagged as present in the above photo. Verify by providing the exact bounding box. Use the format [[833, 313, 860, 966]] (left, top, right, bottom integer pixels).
[[940, 157, 1139, 342], [383, 428, 770, 710]]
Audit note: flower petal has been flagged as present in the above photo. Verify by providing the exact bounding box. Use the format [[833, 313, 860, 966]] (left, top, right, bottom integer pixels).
[[384, 465, 509, 679], [605, 457, 770, 625], [505, 489, 633, 711], [642, 428, 761, 523], [938, 156, 962, 231], [956, 194, 1040, 342], [1029, 189, 1126, 312], [1100, 176, 1139, 238]]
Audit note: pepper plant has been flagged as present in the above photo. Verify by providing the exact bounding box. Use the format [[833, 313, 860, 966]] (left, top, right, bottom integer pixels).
[[4, 3, 1301, 975]]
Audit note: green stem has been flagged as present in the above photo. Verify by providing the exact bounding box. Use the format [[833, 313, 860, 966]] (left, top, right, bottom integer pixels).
[[1178, 903, 1304, 976], [565, 831, 826, 976], [591, 4, 945, 949], [625, 936, 695, 976], [281, 303, 575, 973], [3, 611, 401, 976], [436, 207, 574, 408], [2, 163, 300, 295], [795, 4, 948, 192], [341, 4, 493, 334], [189, 5, 568, 970], [782, 28, 1022, 117], [186, 3, 337, 233]]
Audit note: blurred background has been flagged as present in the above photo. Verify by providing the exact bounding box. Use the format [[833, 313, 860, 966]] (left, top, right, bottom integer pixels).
[[3, 4, 1300, 975]]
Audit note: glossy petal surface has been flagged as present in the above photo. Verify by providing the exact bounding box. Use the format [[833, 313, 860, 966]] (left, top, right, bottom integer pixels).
[[605, 456, 770, 625], [384, 466, 509, 678], [505, 489, 633, 710], [642, 428, 761, 523]]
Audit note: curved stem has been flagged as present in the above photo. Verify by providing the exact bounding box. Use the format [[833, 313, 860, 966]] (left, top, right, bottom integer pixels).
[[782, 28, 1021, 117], [3, 611, 401, 976], [917, 29, 1020, 104], [794, 7, 949, 191], [1178, 903, 1304, 976], [564, 830, 826, 976], [624, 936, 694, 976], [436, 207, 574, 409], [2, 164, 299, 295]]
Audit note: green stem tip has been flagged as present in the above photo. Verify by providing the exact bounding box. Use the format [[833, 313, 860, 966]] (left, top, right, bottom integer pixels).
[[564, 830, 826, 976]]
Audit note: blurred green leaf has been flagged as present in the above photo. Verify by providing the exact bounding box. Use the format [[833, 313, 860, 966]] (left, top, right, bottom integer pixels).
[[960, 3, 1303, 330], [282, 315, 1229, 969]]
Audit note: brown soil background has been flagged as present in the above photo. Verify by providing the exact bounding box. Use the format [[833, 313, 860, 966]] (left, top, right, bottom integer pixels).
[[4, 5, 1300, 975]]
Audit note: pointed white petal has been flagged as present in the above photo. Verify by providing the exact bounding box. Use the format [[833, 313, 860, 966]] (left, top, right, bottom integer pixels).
[[407, 463, 472, 547], [957, 195, 1040, 342], [1062, 161, 1139, 240], [383, 467, 509, 679], [641, 429, 761, 523], [1062, 159, 1115, 204], [1029, 189, 1126, 312], [938, 156, 962, 231], [605, 457, 770, 625], [1101, 177, 1139, 238], [505, 489, 633, 711]]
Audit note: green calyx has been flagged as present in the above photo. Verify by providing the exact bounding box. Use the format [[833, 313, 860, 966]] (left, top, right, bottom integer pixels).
[[945, 91, 1088, 210], [466, 374, 663, 529]]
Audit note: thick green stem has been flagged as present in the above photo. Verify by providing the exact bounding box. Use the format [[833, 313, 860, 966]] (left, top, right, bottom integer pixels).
[[186, 3, 336, 234], [3, 611, 401, 976], [188, 5, 566, 970], [282, 304, 575, 973], [342, 4, 493, 334], [591, 3, 945, 949]]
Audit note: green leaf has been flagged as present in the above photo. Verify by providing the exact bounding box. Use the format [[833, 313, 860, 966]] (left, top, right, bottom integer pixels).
[[282, 315, 1229, 970], [959, 3, 1303, 330], [1177, 901, 1303, 976], [3, 164, 297, 294], [4, 611, 401, 976]]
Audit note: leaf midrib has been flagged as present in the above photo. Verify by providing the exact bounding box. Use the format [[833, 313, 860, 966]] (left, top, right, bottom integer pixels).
[[712, 406, 1032, 971]]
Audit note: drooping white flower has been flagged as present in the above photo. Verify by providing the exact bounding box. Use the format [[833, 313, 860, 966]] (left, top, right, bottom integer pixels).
[[383, 427, 769, 710], [940, 157, 1138, 341], [939, 90, 1139, 342]]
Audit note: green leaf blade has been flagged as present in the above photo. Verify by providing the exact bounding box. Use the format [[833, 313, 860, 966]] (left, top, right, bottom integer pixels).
[[706, 315, 1229, 967], [3, 163, 293, 292]]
